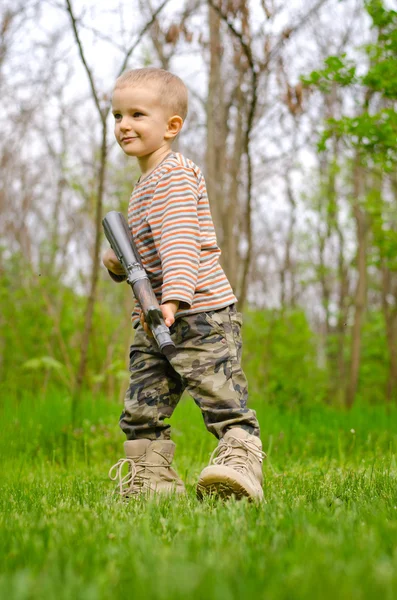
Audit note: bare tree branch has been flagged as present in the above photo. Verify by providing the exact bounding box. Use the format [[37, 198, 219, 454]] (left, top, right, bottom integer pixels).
[[262, 0, 330, 70], [117, 0, 171, 77], [65, 0, 104, 122], [207, 0, 330, 309], [65, 0, 171, 123], [78, 23, 128, 53]]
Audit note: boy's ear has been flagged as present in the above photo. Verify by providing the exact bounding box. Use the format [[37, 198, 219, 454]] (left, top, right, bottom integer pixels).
[[165, 115, 183, 140]]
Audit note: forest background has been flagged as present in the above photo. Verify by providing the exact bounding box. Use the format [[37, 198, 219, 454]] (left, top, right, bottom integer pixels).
[[2, 4, 397, 597], [1, 0, 397, 412]]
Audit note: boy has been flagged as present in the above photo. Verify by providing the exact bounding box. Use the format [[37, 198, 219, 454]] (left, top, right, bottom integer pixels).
[[104, 67, 265, 501]]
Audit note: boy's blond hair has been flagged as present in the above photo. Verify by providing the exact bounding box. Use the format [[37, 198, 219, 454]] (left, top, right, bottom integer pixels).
[[115, 67, 188, 121]]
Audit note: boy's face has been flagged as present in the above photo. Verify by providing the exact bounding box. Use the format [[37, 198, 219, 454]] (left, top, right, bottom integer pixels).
[[112, 84, 173, 158]]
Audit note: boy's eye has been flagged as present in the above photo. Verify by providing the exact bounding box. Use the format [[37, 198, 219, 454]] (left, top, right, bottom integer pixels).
[[113, 113, 122, 121], [133, 112, 144, 118]]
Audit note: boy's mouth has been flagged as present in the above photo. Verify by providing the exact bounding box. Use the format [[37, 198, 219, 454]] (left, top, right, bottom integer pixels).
[[121, 136, 138, 143]]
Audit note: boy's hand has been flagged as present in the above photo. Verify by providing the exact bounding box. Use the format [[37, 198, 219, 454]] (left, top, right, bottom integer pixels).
[[140, 300, 179, 337], [102, 248, 125, 275]]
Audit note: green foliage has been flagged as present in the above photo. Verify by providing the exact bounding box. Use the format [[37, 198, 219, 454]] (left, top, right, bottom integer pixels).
[[0, 254, 76, 394], [304, 1, 397, 169], [363, 60, 397, 99], [0, 251, 130, 397], [301, 54, 356, 93], [358, 311, 389, 404], [242, 309, 327, 407], [319, 110, 397, 168], [365, 0, 397, 47], [2, 252, 394, 408], [366, 188, 397, 270], [299, 0, 397, 410], [22, 356, 70, 388], [22, 356, 66, 372]]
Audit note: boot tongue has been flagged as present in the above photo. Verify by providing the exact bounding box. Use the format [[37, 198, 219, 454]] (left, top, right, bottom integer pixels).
[[224, 428, 261, 447], [124, 439, 150, 459], [145, 440, 175, 465], [224, 427, 249, 441], [221, 428, 263, 468]]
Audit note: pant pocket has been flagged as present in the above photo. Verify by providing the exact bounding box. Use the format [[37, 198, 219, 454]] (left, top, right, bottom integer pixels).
[[203, 310, 226, 337], [229, 311, 243, 362]]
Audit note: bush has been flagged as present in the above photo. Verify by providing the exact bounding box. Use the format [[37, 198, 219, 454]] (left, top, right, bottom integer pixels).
[[242, 308, 328, 408]]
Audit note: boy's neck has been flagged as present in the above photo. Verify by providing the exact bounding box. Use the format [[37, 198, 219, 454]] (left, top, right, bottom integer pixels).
[[138, 146, 174, 180]]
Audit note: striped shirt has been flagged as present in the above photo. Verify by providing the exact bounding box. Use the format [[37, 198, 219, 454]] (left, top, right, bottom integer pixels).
[[119, 152, 237, 328]]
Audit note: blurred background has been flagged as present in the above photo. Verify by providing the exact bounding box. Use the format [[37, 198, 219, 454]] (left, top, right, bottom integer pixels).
[[1, 0, 396, 411]]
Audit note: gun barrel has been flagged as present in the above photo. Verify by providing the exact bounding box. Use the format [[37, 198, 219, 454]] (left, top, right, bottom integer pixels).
[[102, 211, 141, 270], [102, 211, 176, 357]]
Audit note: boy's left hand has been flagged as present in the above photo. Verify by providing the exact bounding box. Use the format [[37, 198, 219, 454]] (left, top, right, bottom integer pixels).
[[140, 300, 179, 337]]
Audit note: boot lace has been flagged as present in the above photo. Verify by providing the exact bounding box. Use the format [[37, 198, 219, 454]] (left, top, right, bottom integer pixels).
[[108, 452, 173, 497], [209, 436, 266, 475], [108, 457, 149, 497]]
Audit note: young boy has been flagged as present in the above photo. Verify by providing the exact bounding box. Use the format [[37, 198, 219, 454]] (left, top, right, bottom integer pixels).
[[103, 67, 265, 501]]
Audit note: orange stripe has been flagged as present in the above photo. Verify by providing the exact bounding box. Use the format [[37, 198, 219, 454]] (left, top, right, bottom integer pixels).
[[162, 260, 200, 268], [160, 218, 199, 227], [160, 240, 200, 252], [155, 173, 196, 185], [155, 182, 196, 195], [145, 248, 199, 261], [160, 231, 200, 244], [149, 213, 198, 225], [196, 275, 228, 290]]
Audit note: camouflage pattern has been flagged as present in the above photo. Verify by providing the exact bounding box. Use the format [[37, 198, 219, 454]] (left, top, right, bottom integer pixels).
[[119, 305, 260, 441]]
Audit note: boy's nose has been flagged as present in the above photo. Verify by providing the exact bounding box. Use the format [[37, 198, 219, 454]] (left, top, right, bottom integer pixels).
[[119, 117, 132, 132]]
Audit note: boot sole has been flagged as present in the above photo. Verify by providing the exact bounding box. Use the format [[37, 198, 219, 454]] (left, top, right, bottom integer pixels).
[[196, 481, 248, 501], [196, 466, 263, 502]]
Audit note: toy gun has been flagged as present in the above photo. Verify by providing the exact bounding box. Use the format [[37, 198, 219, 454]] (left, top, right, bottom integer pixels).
[[102, 211, 176, 358]]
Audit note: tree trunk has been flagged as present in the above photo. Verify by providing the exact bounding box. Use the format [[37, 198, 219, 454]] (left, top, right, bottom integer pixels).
[[235, 1, 256, 311], [381, 264, 397, 403], [280, 171, 297, 308], [334, 230, 349, 402], [206, 4, 226, 247], [74, 123, 107, 408], [345, 161, 367, 409], [224, 72, 245, 290]]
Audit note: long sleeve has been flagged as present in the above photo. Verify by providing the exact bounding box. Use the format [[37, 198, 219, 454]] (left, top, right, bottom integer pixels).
[[128, 152, 236, 329], [148, 166, 201, 306]]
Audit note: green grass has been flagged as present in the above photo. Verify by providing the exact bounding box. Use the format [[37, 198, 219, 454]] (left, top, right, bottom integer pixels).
[[1, 392, 397, 599]]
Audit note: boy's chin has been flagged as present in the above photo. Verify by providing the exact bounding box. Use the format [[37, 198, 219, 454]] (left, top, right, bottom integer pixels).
[[122, 148, 141, 157]]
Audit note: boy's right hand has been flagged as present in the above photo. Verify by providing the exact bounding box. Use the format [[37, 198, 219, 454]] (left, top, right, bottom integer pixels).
[[102, 248, 125, 275]]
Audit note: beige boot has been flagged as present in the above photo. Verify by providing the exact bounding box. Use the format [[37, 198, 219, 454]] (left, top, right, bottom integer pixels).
[[109, 439, 150, 498], [196, 428, 266, 502], [109, 439, 186, 498], [144, 440, 186, 496]]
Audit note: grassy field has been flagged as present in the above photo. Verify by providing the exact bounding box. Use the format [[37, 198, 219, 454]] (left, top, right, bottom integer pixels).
[[1, 392, 397, 600]]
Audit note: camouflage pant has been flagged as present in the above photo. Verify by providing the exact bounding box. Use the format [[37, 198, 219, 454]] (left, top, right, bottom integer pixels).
[[119, 304, 260, 441]]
